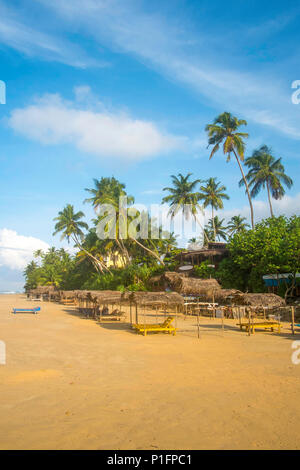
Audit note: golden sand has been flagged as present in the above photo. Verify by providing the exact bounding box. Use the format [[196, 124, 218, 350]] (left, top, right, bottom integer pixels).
[[0, 293, 299, 450]]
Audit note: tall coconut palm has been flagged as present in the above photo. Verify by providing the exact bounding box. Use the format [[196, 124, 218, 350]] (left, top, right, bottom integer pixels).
[[53, 204, 109, 273], [198, 177, 229, 241], [205, 112, 254, 228], [227, 215, 250, 236], [239, 145, 293, 217], [205, 216, 227, 241], [162, 173, 208, 243], [84, 177, 134, 208]]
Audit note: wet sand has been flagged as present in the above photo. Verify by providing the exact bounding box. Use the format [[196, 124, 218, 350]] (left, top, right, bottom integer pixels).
[[0, 293, 299, 450]]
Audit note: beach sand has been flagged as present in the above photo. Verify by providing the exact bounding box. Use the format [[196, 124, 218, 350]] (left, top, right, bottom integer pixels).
[[0, 293, 300, 450]]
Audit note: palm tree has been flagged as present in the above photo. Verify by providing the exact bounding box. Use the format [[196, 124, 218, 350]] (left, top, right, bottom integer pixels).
[[205, 216, 227, 241], [240, 145, 293, 217], [205, 112, 255, 228], [53, 204, 109, 273], [227, 215, 250, 236], [33, 249, 44, 259], [162, 173, 208, 243], [84, 177, 134, 208], [86, 178, 164, 265], [198, 177, 229, 241]]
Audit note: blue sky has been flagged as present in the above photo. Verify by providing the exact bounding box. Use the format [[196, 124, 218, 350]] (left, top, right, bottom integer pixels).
[[0, 0, 300, 290]]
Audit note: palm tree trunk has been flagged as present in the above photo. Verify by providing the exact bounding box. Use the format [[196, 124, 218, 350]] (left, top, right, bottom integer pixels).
[[72, 235, 111, 274], [129, 236, 165, 265], [233, 149, 255, 229], [212, 205, 216, 241], [116, 238, 131, 264], [266, 180, 274, 217], [194, 214, 210, 245]]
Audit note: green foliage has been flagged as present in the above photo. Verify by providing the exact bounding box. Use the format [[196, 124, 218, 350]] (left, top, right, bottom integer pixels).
[[24, 248, 76, 290], [216, 216, 300, 295], [193, 261, 216, 279]]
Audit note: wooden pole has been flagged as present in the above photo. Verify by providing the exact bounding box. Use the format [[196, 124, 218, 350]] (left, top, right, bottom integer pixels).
[[291, 306, 295, 336], [248, 309, 251, 336], [130, 302, 132, 324], [197, 313, 200, 339], [221, 307, 224, 335]]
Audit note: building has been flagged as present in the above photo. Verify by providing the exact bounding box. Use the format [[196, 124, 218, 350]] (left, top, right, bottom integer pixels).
[[175, 242, 229, 268], [263, 273, 300, 297]]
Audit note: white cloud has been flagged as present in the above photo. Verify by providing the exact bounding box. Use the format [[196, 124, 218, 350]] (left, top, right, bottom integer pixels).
[[0, 229, 49, 270], [220, 192, 300, 223], [38, 0, 300, 139], [8, 91, 183, 161]]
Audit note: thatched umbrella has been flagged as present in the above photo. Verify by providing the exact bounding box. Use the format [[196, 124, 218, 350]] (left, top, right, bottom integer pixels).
[[171, 276, 221, 297], [128, 291, 184, 326], [231, 292, 285, 308], [213, 289, 242, 305]]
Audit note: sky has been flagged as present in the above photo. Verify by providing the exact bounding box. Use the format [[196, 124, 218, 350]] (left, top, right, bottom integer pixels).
[[0, 0, 300, 291]]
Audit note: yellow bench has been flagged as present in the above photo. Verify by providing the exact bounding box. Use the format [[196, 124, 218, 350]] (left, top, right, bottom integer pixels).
[[133, 316, 177, 336], [238, 321, 281, 334], [60, 299, 75, 305]]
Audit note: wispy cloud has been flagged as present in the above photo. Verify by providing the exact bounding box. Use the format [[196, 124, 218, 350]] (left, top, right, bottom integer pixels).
[[0, 1, 107, 67], [8, 88, 184, 161], [36, 0, 300, 139]]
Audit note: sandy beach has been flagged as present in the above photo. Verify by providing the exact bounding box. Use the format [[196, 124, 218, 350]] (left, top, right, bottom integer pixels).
[[0, 293, 300, 450]]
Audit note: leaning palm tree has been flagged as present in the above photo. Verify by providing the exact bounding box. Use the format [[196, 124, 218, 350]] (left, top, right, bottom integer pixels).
[[205, 112, 254, 228], [205, 216, 227, 241], [240, 145, 293, 217], [227, 215, 250, 236], [86, 178, 164, 265], [53, 204, 109, 273], [162, 173, 208, 243], [198, 177, 229, 241]]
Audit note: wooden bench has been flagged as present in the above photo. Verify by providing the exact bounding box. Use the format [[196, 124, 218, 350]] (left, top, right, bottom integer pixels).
[[238, 321, 281, 334], [132, 316, 177, 336]]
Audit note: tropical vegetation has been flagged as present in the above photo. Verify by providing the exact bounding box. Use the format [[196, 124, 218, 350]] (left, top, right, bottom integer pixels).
[[24, 112, 295, 296]]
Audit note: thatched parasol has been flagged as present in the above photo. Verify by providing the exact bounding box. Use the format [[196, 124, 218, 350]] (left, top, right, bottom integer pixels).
[[231, 292, 285, 307], [170, 276, 221, 296], [129, 291, 184, 307]]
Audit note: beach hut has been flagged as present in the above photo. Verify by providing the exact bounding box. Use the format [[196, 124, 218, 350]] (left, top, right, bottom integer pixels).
[[175, 242, 229, 268]]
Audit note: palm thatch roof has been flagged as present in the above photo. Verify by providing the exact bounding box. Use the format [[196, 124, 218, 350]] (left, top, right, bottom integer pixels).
[[213, 289, 243, 304], [128, 291, 184, 307], [231, 292, 285, 307], [171, 276, 221, 295], [30, 285, 56, 295], [60, 290, 77, 299]]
